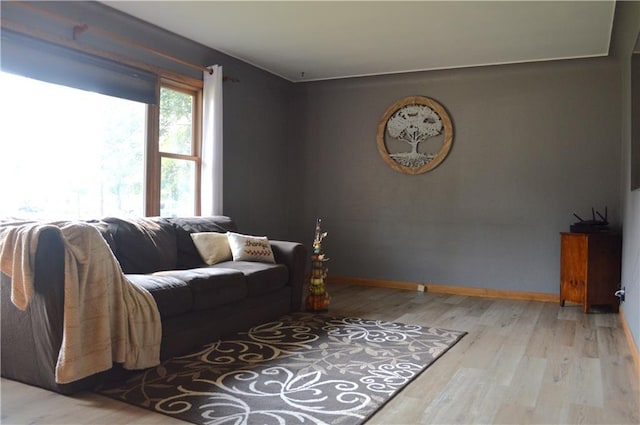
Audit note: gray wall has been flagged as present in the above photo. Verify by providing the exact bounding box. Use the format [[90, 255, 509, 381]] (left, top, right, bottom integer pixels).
[[289, 58, 622, 295], [611, 1, 640, 362], [222, 67, 294, 239]]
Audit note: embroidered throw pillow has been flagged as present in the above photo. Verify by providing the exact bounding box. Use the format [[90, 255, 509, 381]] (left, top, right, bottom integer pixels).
[[226, 232, 276, 263], [190, 232, 232, 265]]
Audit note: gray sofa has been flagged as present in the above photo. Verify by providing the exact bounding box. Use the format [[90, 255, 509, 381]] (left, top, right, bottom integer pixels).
[[0, 216, 306, 394]]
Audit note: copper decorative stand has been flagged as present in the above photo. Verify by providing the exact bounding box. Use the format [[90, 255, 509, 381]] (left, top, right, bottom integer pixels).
[[306, 218, 330, 312]]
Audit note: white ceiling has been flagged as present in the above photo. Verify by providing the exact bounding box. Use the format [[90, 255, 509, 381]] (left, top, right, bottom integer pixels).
[[102, 1, 616, 83]]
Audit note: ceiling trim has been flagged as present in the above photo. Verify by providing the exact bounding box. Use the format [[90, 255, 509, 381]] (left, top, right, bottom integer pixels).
[[295, 53, 611, 83]]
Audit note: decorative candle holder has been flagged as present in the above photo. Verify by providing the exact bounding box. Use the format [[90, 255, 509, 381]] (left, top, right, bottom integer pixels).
[[306, 218, 330, 312]]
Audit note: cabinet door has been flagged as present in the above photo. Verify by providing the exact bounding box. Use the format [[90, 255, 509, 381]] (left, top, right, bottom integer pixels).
[[560, 234, 587, 305], [585, 234, 622, 312]]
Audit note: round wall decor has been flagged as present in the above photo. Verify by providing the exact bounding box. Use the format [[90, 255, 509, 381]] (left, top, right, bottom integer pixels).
[[376, 96, 453, 175]]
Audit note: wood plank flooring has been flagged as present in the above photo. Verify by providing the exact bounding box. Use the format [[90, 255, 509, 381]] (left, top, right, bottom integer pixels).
[[2, 283, 639, 424]]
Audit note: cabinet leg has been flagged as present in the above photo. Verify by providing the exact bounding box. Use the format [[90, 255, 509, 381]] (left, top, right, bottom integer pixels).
[[560, 299, 565, 307]]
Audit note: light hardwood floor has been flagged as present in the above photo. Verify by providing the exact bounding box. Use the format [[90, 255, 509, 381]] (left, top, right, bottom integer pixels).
[[2, 283, 639, 424]]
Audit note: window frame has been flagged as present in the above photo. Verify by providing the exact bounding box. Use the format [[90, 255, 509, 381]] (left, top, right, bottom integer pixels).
[[146, 78, 203, 216]]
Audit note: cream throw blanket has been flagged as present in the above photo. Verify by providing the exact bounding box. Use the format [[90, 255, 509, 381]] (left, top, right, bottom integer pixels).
[[0, 220, 161, 384]]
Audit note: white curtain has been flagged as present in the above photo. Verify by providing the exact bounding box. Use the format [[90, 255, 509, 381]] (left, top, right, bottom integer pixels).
[[202, 65, 223, 216]]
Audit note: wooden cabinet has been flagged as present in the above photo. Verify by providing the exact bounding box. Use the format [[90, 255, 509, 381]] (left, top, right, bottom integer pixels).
[[560, 232, 622, 313]]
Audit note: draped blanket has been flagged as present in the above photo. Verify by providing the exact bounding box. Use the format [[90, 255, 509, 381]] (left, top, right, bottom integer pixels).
[[0, 220, 161, 384]]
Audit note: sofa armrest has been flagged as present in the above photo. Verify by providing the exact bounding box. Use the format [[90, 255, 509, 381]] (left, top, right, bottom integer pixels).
[[1, 227, 66, 392], [1, 227, 106, 394], [269, 240, 307, 312]]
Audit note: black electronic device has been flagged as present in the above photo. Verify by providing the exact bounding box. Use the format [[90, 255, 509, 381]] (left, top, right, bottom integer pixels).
[[570, 207, 609, 233]]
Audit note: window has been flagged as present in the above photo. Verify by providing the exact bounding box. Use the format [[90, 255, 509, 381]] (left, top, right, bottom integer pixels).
[[0, 72, 202, 219], [0, 72, 146, 219], [156, 84, 201, 217]]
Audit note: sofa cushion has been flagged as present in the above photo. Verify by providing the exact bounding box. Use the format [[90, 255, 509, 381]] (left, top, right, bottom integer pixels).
[[153, 267, 247, 311], [126, 274, 192, 319], [226, 232, 276, 263], [102, 217, 177, 274], [190, 232, 232, 265], [212, 261, 288, 297], [168, 217, 238, 269]]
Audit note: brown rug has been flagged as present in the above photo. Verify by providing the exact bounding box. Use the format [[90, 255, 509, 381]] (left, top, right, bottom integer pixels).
[[98, 313, 466, 425]]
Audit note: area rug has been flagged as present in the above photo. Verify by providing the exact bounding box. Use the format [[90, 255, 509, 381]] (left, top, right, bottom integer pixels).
[[98, 313, 466, 425]]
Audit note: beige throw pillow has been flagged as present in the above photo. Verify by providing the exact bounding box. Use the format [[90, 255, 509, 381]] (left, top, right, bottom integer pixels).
[[226, 231, 275, 263], [190, 232, 232, 265]]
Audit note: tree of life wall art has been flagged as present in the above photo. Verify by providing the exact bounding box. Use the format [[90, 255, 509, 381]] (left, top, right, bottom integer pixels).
[[376, 96, 453, 175]]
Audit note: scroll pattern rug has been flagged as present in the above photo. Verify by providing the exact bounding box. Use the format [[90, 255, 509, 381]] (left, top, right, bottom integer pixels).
[[99, 313, 466, 425]]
